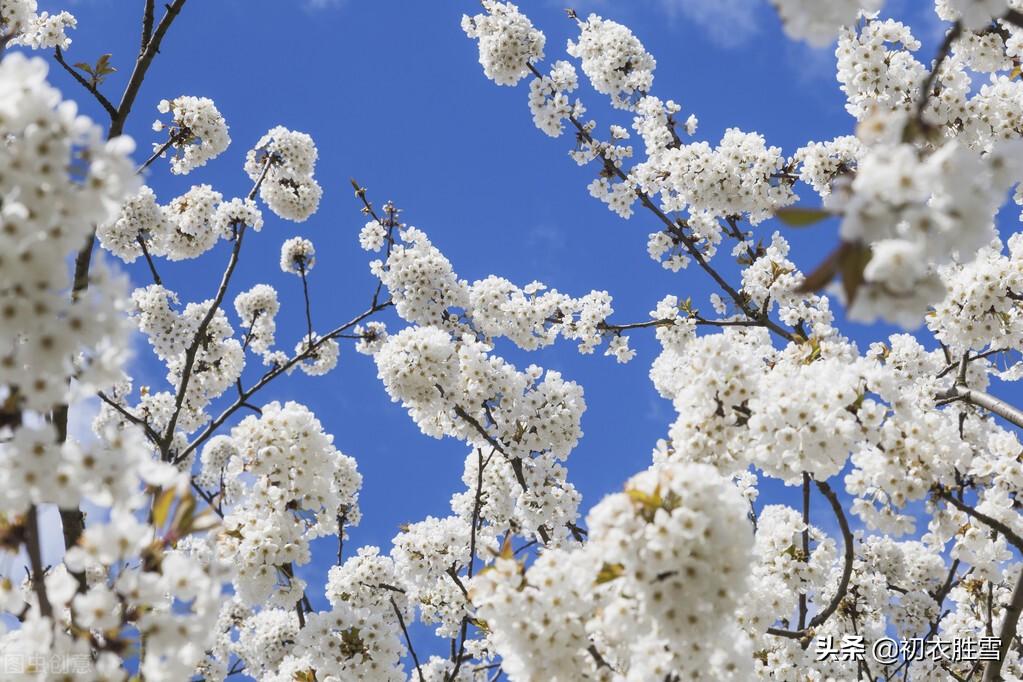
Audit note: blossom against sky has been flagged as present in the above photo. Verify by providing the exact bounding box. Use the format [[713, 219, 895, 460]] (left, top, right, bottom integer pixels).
[[38, 0, 1023, 656]]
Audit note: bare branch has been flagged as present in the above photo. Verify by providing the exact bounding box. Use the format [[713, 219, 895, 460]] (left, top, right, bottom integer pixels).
[[175, 302, 392, 465], [767, 479, 854, 641], [392, 596, 425, 682], [983, 569, 1023, 681], [25, 507, 53, 619], [937, 490, 1023, 551], [140, 0, 156, 50], [110, 0, 188, 137]]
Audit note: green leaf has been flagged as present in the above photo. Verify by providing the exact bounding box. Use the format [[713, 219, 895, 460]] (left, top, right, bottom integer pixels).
[[74, 54, 117, 87], [595, 562, 625, 585], [151, 487, 175, 528], [775, 207, 832, 228]]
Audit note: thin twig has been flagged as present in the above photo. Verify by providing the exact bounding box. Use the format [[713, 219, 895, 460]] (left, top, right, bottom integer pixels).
[[174, 302, 392, 466], [137, 235, 163, 286], [392, 596, 425, 682], [299, 262, 314, 346], [53, 46, 118, 119], [911, 21, 962, 129], [160, 158, 273, 453], [937, 490, 1023, 550], [767, 479, 854, 641], [524, 62, 794, 344], [140, 0, 155, 49]]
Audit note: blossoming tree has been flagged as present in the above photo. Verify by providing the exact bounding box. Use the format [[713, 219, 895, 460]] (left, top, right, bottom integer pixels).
[[3, 0, 1023, 679]]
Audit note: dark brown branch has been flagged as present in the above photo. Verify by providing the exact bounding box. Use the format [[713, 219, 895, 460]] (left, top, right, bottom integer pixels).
[[299, 261, 314, 346], [160, 221, 249, 453], [97, 390, 162, 443], [137, 235, 163, 285], [937, 490, 1023, 550], [392, 596, 425, 682], [767, 479, 853, 641], [53, 46, 118, 119], [798, 472, 810, 631], [173, 302, 391, 466], [451, 405, 552, 544], [160, 158, 272, 452], [524, 63, 794, 344], [110, 0, 187, 137], [137, 133, 179, 174], [911, 21, 962, 129], [57, 0, 190, 554], [809, 480, 854, 630]]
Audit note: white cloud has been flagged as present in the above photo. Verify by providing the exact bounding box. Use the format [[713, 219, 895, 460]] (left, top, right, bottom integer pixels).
[[304, 0, 344, 9], [658, 0, 761, 47]]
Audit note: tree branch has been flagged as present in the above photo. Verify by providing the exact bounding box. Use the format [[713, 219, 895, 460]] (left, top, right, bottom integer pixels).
[[983, 568, 1023, 682], [160, 158, 272, 452], [53, 46, 118, 119], [524, 63, 794, 344], [766, 479, 853, 641], [140, 0, 156, 50], [110, 0, 187, 137], [937, 385, 1023, 431], [25, 506, 53, 619], [174, 302, 391, 465], [937, 490, 1023, 551], [392, 596, 425, 682], [911, 21, 962, 130]]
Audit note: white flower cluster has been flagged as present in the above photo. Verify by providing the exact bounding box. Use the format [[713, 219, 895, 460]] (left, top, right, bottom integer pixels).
[[131, 284, 245, 434], [100, 184, 264, 263], [637, 127, 796, 224], [792, 135, 862, 197], [374, 326, 584, 452], [471, 462, 754, 680], [280, 235, 316, 274], [527, 59, 579, 137], [2, 0, 76, 50], [246, 126, 322, 222], [374, 223, 628, 358], [929, 236, 1023, 366], [461, 1, 545, 86], [371, 225, 469, 326], [164, 183, 225, 258], [0, 51, 135, 454], [938, 0, 1013, 30], [771, 0, 884, 46], [213, 401, 362, 606], [741, 505, 838, 640], [836, 19, 925, 119], [0, 54, 225, 668], [234, 283, 280, 356], [359, 219, 387, 251], [293, 333, 340, 376], [391, 516, 472, 637], [153, 96, 231, 175], [567, 14, 656, 110], [835, 140, 1023, 326], [97, 185, 172, 263]]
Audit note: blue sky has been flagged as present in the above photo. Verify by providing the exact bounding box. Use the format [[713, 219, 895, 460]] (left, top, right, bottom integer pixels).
[[35, 0, 1023, 656]]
